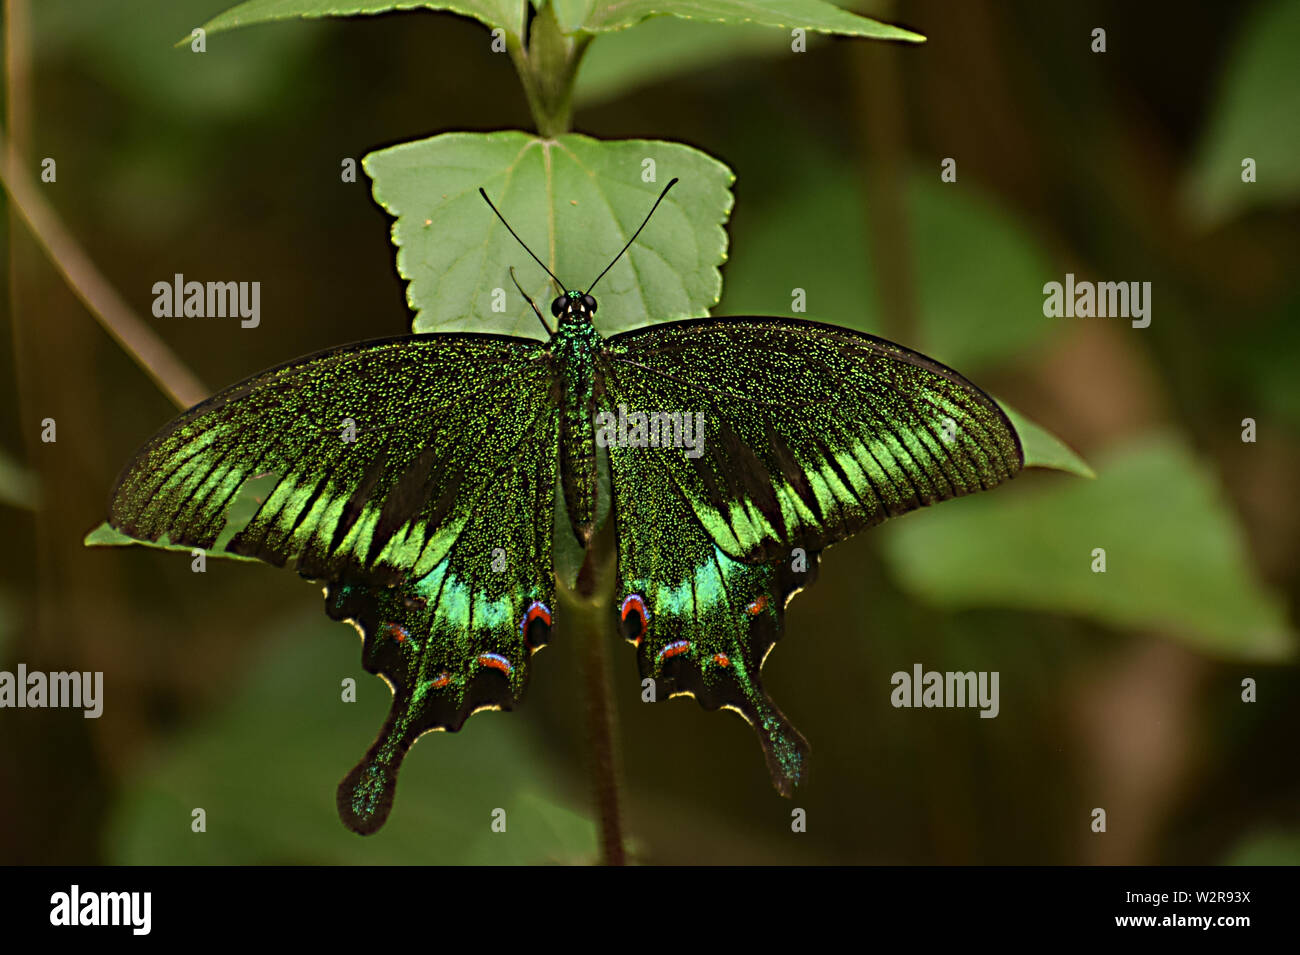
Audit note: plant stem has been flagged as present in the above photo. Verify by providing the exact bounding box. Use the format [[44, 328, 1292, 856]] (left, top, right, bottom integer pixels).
[[852, 8, 919, 343], [507, 4, 592, 138], [572, 523, 625, 865], [0, 127, 208, 409], [581, 594, 625, 865]]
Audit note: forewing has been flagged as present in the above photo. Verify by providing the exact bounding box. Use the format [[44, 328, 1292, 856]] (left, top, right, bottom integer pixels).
[[602, 317, 1023, 564], [109, 333, 555, 587]]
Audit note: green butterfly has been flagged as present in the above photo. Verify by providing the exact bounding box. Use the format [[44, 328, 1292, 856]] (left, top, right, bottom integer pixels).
[[106, 180, 1022, 834]]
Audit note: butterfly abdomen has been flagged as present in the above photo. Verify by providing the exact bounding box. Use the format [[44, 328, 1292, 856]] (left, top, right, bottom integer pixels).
[[553, 322, 603, 544]]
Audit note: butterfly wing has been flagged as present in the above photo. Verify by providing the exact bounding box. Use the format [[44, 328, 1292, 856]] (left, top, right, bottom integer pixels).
[[603, 317, 1022, 563], [603, 443, 816, 794], [598, 316, 1022, 793], [110, 333, 556, 587], [109, 334, 559, 833], [323, 428, 557, 834]]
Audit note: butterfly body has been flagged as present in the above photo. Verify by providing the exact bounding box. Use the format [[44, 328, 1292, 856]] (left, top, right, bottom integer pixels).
[[552, 294, 605, 544]]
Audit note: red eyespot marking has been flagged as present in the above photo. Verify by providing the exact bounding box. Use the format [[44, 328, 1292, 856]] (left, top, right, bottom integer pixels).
[[385, 623, 409, 642], [430, 672, 451, 689], [745, 595, 769, 616], [713, 653, 731, 667], [620, 594, 650, 644], [477, 652, 514, 675], [520, 600, 552, 637], [658, 640, 690, 661]]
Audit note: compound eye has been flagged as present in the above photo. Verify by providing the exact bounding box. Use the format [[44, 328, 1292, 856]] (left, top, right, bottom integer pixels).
[[550, 296, 565, 318], [582, 293, 598, 312]]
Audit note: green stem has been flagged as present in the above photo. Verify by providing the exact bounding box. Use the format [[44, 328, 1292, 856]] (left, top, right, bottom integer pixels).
[[568, 522, 624, 865], [507, 4, 592, 138], [580, 591, 625, 865]]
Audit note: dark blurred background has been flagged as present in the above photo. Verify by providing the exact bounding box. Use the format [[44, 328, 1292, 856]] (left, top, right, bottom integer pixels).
[[1, 0, 1297, 864]]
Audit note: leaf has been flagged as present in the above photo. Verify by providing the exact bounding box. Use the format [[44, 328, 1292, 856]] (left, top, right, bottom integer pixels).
[[1180, 0, 1300, 227], [719, 160, 1056, 374], [568, 0, 925, 41], [576, 17, 791, 106], [193, 0, 525, 42], [999, 402, 1094, 479], [880, 433, 1294, 661], [906, 174, 1057, 372], [364, 131, 735, 336], [576, 1, 908, 104], [83, 471, 279, 562], [105, 607, 597, 863]]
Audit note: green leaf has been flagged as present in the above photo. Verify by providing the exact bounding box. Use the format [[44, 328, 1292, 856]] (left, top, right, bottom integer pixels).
[[106, 607, 597, 863], [720, 161, 1056, 374], [880, 433, 1295, 661], [577, 17, 789, 105], [193, 0, 525, 42], [1000, 402, 1094, 479], [551, 0, 596, 31], [570, 0, 925, 41], [906, 174, 1057, 372], [1181, 0, 1300, 227], [364, 131, 735, 336], [576, 1, 908, 104], [84, 471, 279, 562]]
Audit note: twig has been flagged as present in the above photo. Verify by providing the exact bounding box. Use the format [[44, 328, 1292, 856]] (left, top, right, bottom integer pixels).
[[0, 126, 207, 409], [853, 3, 919, 343], [575, 534, 626, 865]]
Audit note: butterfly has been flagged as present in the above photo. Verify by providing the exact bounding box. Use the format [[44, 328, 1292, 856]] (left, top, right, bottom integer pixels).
[[106, 179, 1022, 834]]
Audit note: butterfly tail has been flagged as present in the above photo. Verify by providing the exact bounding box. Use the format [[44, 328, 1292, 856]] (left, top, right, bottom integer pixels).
[[726, 666, 810, 797], [628, 548, 819, 797], [338, 704, 418, 835]]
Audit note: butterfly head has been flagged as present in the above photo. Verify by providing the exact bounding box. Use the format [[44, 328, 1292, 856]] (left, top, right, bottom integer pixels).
[[480, 178, 679, 334], [552, 289, 598, 325]]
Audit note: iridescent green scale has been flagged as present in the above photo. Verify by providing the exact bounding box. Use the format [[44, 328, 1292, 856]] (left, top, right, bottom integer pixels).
[[107, 246, 1021, 836]]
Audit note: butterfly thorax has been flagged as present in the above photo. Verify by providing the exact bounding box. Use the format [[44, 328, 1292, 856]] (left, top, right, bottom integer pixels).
[[550, 302, 604, 545]]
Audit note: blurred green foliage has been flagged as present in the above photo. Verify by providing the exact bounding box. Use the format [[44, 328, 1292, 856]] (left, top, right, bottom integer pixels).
[[882, 434, 1293, 661], [1181, 0, 1300, 227], [107, 607, 596, 864]]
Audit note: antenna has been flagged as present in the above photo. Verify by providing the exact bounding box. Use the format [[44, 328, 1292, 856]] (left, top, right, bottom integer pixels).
[[510, 266, 552, 335], [478, 187, 568, 294], [586, 177, 679, 295]]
